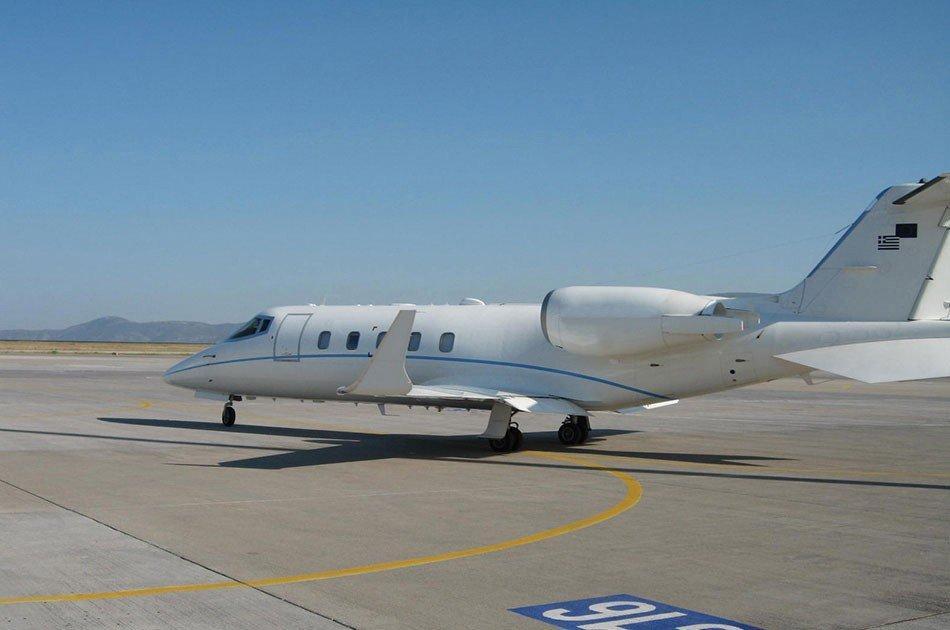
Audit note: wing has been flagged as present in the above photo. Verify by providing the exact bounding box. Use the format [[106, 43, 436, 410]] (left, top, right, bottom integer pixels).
[[408, 384, 589, 415]]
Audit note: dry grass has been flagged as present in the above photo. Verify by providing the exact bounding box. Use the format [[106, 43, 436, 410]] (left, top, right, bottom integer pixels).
[[0, 340, 207, 356]]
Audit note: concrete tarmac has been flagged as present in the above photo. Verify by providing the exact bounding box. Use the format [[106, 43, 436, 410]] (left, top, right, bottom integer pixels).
[[0, 354, 947, 629]]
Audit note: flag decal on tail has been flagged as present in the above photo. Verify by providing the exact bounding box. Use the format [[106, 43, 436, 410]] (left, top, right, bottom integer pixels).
[[877, 223, 917, 250], [877, 235, 900, 250]]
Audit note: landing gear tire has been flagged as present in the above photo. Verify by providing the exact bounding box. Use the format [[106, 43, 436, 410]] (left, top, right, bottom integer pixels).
[[577, 416, 590, 444], [488, 424, 523, 453], [222, 404, 236, 427], [511, 424, 524, 451], [558, 416, 589, 446], [558, 421, 579, 445]]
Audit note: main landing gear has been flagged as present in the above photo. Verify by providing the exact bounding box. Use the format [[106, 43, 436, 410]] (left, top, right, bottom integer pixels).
[[221, 402, 236, 426], [479, 404, 590, 453], [558, 415, 590, 446], [488, 422, 523, 453]]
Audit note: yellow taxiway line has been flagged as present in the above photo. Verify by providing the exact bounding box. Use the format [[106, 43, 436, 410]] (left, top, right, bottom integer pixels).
[[0, 451, 642, 605]]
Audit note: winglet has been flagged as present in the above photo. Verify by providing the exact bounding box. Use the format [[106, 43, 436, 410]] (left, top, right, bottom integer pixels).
[[338, 310, 416, 396]]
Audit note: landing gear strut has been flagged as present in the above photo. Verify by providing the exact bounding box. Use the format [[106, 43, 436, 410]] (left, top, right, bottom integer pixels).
[[488, 422, 523, 453], [221, 401, 236, 427], [558, 415, 590, 445]]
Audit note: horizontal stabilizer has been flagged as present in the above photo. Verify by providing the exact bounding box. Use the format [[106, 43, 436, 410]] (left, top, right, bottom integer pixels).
[[776, 338, 950, 383], [892, 173, 949, 207]]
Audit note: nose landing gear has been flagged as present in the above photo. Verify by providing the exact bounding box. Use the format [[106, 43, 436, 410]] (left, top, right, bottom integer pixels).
[[558, 415, 590, 445]]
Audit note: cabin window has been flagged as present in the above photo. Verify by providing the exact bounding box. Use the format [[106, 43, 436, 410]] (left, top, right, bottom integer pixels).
[[376, 332, 386, 348], [227, 317, 271, 340], [408, 332, 421, 351], [317, 331, 331, 350], [346, 331, 360, 350], [439, 332, 455, 353]]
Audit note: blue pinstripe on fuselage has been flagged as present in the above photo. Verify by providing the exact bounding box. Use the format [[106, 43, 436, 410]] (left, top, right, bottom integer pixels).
[[163, 352, 670, 399]]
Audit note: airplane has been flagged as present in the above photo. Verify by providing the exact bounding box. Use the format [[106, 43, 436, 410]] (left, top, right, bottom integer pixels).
[[164, 173, 950, 452]]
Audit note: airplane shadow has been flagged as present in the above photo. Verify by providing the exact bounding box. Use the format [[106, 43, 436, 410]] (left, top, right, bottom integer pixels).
[[96, 416, 637, 468], [91, 417, 950, 491]]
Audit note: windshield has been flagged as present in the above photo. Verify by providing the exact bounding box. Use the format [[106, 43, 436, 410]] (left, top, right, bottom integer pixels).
[[227, 316, 271, 340]]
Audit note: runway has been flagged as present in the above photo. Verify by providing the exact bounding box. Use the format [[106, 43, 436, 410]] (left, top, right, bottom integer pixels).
[[0, 354, 947, 629]]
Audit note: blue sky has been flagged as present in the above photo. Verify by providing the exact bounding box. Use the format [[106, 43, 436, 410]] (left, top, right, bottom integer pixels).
[[2, 1, 947, 328]]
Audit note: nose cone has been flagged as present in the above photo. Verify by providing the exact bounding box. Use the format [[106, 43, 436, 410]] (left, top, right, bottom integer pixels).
[[163, 353, 202, 388]]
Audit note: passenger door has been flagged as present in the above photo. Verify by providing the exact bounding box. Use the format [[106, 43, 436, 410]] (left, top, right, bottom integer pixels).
[[273, 314, 311, 361]]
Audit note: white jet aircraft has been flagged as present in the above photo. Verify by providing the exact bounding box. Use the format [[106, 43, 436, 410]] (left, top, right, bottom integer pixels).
[[165, 174, 950, 452]]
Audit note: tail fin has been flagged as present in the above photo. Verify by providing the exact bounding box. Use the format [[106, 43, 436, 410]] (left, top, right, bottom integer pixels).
[[780, 173, 950, 321]]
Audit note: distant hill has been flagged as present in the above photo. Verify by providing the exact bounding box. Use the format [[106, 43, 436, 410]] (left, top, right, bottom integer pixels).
[[0, 316, 242, 343]]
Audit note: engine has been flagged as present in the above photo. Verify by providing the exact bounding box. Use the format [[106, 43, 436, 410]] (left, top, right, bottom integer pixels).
[[540, 286, 744, 357]]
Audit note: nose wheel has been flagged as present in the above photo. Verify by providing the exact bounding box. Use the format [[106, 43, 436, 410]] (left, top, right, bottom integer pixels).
[[488, 423, 523, 453], [558, 415, 589, 445], [221, 402, 236, 427]]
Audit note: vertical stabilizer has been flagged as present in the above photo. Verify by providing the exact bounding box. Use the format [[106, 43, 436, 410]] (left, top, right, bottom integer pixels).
[[780, 174, 950, 321]]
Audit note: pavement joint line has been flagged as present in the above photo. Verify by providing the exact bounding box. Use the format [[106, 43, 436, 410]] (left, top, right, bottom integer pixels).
[[82, 480, 586, 511], [0, 450, 642, 606], [139, 398, 391, 435], [0, 426, 298, 453], [864, 611, 950, 628], [586, 451, 950, 479], [0, 476, 357, 627]]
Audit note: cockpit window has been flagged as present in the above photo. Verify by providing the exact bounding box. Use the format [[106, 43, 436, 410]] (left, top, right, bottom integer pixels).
[[227, 317, 271, 340]]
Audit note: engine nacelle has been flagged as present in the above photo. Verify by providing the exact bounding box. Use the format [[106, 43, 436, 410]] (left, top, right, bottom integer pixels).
[[540, 286, 743, 357]]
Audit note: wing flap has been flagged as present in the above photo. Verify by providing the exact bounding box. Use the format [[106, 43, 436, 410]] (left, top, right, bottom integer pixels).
[[408, 384, 587, 414], [502, 396, 588, 415], [776, 338, 950, 383], [615, 399, 679, 414]]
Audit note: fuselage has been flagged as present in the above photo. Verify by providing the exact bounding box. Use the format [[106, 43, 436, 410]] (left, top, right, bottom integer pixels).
[[163, 175, 950, 423], [162, 301, 950, 412]]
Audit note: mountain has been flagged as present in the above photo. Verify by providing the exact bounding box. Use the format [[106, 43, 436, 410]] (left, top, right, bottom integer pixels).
[[0, 316, 242, 343]]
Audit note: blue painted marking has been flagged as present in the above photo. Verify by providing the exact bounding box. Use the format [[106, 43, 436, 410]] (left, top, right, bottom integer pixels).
[[164, 353, 359, 375], [163, 354, 669, 399], [510, 594, 760, 629], [408, 355, 669, 399]]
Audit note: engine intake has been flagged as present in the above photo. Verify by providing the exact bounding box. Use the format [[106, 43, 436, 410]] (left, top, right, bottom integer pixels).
[[540, 286, 743, 357]]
